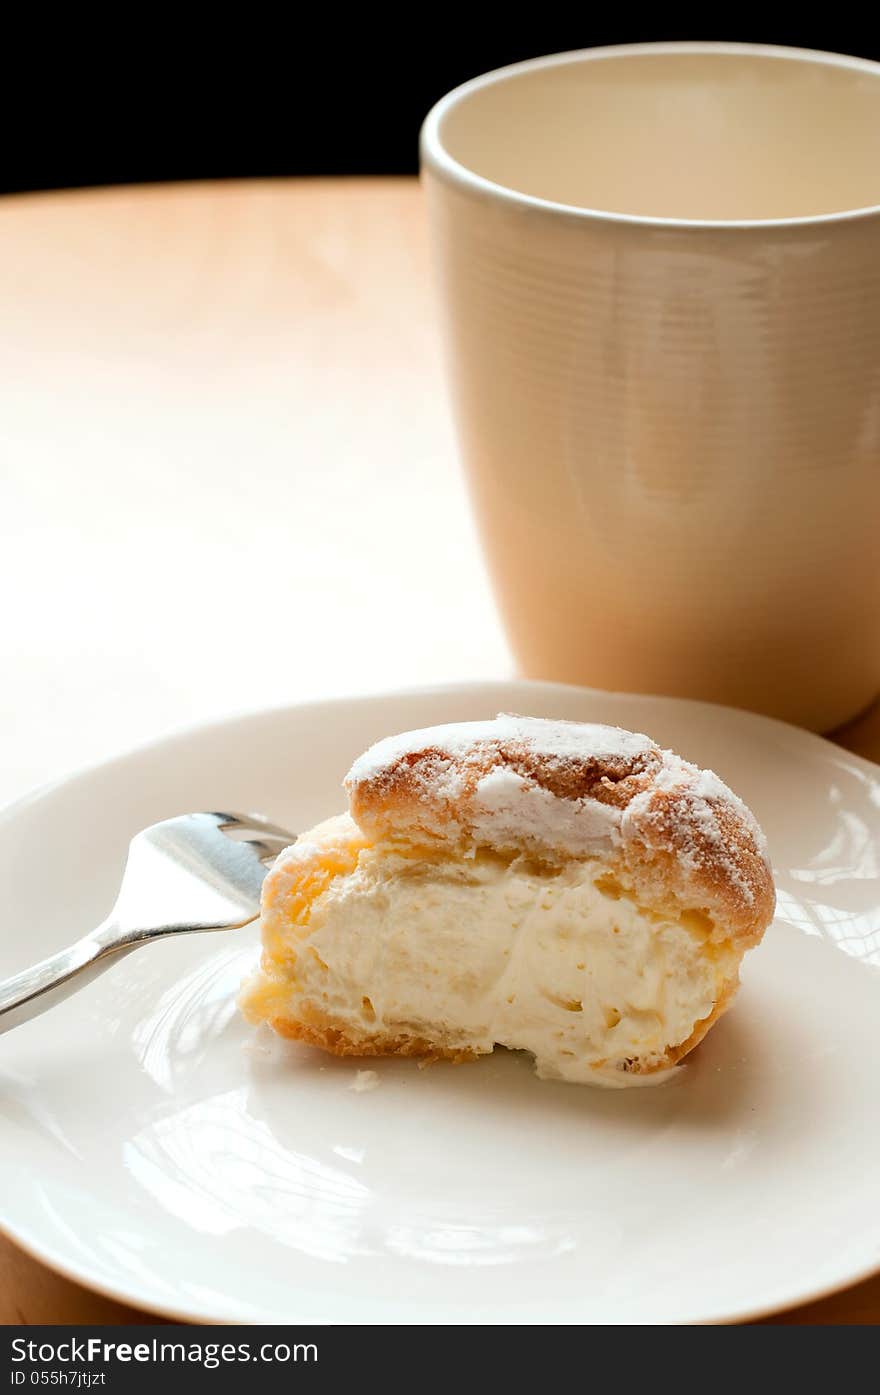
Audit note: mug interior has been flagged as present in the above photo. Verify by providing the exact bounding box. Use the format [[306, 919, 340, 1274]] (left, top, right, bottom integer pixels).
[[434, 46, 880, 221]]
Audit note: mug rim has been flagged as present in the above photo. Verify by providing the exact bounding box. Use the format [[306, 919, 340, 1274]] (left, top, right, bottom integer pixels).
[[420, 40, 880, 231]]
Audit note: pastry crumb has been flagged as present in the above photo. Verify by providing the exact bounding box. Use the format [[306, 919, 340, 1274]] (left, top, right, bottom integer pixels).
[[242, 1023, 286, 1061], [350, 1069, 379, 1092]]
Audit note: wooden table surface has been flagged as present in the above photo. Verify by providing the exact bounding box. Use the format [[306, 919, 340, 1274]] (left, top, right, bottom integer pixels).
[[0, 178, 877, 1326]]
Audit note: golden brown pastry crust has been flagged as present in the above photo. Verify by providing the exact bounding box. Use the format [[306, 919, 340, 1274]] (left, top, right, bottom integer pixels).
[[346, 715, 775, 948], [268, 1009, 477, 1064]]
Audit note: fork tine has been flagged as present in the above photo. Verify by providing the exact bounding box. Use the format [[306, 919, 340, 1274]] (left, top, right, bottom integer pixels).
[[208, 812, 295, 864], [211, 812, 296, 841]]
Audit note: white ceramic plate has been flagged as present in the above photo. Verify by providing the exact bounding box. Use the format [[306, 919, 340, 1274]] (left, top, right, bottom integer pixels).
[[1, 681, 879, 1325]]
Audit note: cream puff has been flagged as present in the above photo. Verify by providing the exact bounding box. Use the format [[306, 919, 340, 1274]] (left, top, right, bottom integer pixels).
[[239, 715, 774, 1087]]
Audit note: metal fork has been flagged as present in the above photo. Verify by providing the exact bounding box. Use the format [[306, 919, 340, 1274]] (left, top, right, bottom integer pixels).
[[0, 812, 294, 1035]]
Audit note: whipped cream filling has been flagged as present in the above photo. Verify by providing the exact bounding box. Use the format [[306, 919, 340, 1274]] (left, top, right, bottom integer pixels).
[[257, 847, 732, 1088]]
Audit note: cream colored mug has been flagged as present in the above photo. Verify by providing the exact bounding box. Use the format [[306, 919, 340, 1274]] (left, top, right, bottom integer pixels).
[[421, 42, 880, 731]]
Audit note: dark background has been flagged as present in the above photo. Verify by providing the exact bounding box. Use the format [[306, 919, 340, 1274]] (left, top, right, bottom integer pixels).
[[3, 20, 879, 195]]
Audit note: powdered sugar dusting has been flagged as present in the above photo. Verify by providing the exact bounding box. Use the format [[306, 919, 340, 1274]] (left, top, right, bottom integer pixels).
[[473, 767, 621, 855], [692, 767, 769, 858], [473, 767, 529, 806], [347, 714, 654, 787], [623, 754, 769, 906]]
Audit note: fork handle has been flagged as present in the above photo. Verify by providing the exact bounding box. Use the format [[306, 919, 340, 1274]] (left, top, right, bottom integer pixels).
[[0, 920, 135, 1035]]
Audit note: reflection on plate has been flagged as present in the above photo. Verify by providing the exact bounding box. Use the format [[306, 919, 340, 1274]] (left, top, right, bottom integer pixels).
[[0, 681, 878, 1323]]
